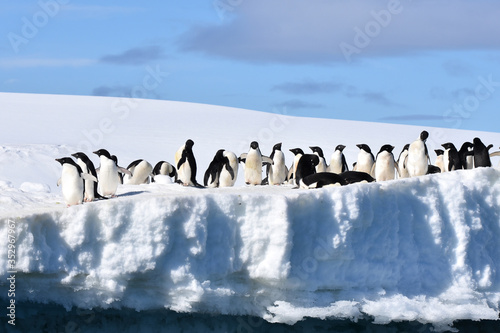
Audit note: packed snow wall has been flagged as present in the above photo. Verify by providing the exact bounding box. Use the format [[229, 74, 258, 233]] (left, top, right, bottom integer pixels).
[[1, 168, 500, 329]]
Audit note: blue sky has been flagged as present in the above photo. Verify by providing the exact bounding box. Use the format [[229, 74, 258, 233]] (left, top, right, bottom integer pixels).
[[1, 0, 500, 132]]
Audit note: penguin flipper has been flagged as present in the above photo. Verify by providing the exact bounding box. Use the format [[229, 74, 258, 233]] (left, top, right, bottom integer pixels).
[[118, 167, 133, 176], [395, 161, 401, 178], [238, 153, 247, 163], [81, 173, 98, 182], [261, 156, 273, 165], [490, 151, 500, 158]]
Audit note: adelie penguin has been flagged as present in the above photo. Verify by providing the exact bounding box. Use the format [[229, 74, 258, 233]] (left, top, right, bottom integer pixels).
[[406, 131, 429, 177], [151, 161, 177, 184], [310, 146, 327, 173], [397, 144, 410, 178], [327, 144, 348, 174], [175, 139, 203, 187], [71, 152, 107, 202], [434, 149, 445, 173], [371, 145, 400, 182], [267, 143, 288, 185], [295, 154, 346, 189], [56, 157, 97, 206], [354, 144, 375, 175], [219, 150, 238, 187], [473, 137, 493, 168], [93, 149, 132, 197], [204, 149, 237, 188], [288, 148, 305, 185], [239, 141, 272, 185], [441, 142, 462, 172], [123, 159, 153, 185], [458, 142, 474, 169]]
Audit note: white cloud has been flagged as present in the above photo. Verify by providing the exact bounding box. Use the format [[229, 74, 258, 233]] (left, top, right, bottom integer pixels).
[[181, 0, 500, 64]]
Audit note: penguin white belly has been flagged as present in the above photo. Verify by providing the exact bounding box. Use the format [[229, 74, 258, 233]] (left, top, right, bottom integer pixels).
[[220, 152, 238, 187], [375, 153, 395, 181], [398, 151, 410, 178], [435, 156, 444, 172], [244, 151, 262, 185], [356, 153, 374, 174], [328, 153, 342, 173], [466, 155, 474, 169], [315, 158, 327, 173], [60, 165, 84, 206], [443, 150, 450, 172], [178, 163, 192, 185], [407, 142, 428, 177], [124, 161, 152, 185], [269, 151, 287, 185], [98, 159, 120, 196]]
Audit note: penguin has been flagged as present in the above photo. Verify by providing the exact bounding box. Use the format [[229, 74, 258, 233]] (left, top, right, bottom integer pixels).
[[426, 165, 442, 174], [354, 144, 375, 175], [110, 155, 124, 184], [152, 161, 177, 183], [473, 137, 493, 168], [123, 159, 153, 185], [204, 149, 225, 188], [458, 142, 474, 169], [294, 154, 346, 188], [239, 141, 273, 185], [71, 152, 106, 202], [406, 131, 429, 177], [219, 150, 238, 187], [371, 145, 400, 182], [327, 144, 348, 174], [441, 142, 462, 172], [339, 171, 375, 185], [175, 139, 203, 187], [56, 157, 97, 206], [288, 148, 305, 185], [268, 143, 288, 185], [310, 146, 328, 173], [434, 149, 445, 173], [93, 149, 131, 197], [397, 144, 410, 178]]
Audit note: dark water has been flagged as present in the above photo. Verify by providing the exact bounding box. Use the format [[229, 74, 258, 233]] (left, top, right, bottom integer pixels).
[[3, 302, 500, 333]]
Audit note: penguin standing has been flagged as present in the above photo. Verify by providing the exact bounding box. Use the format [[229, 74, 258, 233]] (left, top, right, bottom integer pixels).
[[219, 150, 238, 187], [327, 144, 348, 174], [152, 161, 177, 183], [473, 137, 493, 168], [71, 152, 106, 202], [406, 131, 429, 177], [175, 139, 203, 187], [268, 143, 288, 185], [371, 145, 400, 182], [123, 159, 153, 185], [434, 149, 445, 173], [441, 142, 462, 172], [204, 149, 225, 188], [56, 157, 97, 206], [93, 149, 131, 197], [288, 148, 305, 185], [239, 141, 272, 185], [310, 146, 327, 173], [458, 142, 474, 169], [397, 144, 410, 178], [354, 144, 375, 175]]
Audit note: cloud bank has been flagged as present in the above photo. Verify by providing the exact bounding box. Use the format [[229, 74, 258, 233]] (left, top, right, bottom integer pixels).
[[180, 0, 500, 64]]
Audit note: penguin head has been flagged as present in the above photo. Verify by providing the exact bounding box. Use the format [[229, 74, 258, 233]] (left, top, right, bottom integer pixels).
[[56, 157, 76, 166], [273, 142, 282, 151], [111, 155, 119, 165], [379, 145, 395, 154], [215, 149, 225, 160], [250, 141, 259, 150], [441, 142, 456, 151], [93, 149, 112, 159], [71, 152, 89, 162], [434, 149, 444, 156], [185, 139, 194, 148], [402, 143, 410, 151], [289, 148, 304, 156], [335, 144, 346, 152], [309, 146, 324, 157], [420, 131, 429, 141], [356, 144, 371, 153]]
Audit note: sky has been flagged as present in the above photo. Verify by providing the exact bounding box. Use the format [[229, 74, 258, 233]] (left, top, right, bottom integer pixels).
[[1, 0, 500, 133]]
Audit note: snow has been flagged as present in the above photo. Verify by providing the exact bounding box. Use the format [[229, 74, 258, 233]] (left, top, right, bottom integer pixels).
[[1, 92, 500, 330]]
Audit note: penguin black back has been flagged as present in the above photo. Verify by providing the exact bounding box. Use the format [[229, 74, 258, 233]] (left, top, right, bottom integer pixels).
[[473, 137, 492, 168]]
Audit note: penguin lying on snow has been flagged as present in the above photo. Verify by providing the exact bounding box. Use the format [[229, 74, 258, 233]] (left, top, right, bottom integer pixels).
[[151, 161, 177, 183], [123, 159, 153, 185], [295, 154, 346, 189], [56, 157, 98, 206]]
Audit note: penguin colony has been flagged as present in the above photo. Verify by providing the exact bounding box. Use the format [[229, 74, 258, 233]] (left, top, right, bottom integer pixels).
[[56, 132, 500, 206]]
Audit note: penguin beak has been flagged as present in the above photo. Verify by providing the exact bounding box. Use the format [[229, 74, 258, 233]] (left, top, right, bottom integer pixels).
[[55, 158, 63, 164]]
